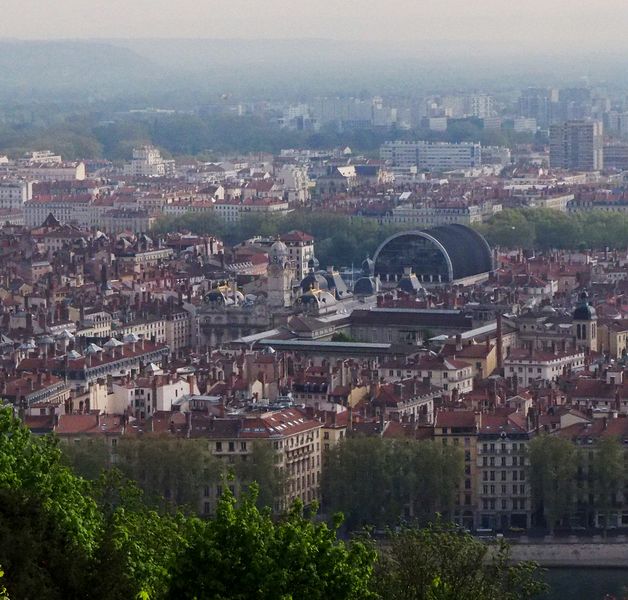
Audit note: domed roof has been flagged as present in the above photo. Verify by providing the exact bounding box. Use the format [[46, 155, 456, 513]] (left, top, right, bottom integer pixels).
[[300, 272, 328, 293], [270, 240, 288, 256], [361, 256, 375, 276], [573, 291, 596, 321], [353, 276, 376, 296], [270, 240, 289, 266], [205, 289, 226, 303], [307, 256, 320, 271], [300, 289, 337, 308]]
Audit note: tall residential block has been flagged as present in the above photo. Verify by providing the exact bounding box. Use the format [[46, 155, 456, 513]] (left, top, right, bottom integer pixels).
[[549, 120, 603, 171]]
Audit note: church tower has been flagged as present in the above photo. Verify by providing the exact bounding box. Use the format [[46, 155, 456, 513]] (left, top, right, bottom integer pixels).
[[572, 290, 597, 352], [267, 240, 294, 308]]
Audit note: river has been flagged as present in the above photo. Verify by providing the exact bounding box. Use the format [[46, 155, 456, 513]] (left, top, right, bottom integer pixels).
[[544, 568, 628, 599]]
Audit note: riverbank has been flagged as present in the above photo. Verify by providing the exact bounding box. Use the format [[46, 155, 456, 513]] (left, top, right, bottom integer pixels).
[[509, 538, 628, 568]]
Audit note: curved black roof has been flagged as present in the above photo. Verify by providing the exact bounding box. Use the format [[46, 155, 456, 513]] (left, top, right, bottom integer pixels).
[[426, 224, 493, 280], [373, 224, 493, 282]]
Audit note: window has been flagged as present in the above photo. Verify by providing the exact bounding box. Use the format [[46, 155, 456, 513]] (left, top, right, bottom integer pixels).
[[240, 441, 247, 451], [215, 442, 222, 452], [228, 441, 235, 452]]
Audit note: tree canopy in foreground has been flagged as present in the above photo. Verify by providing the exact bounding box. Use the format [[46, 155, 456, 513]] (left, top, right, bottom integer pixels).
[[0, 408, 548, 599]]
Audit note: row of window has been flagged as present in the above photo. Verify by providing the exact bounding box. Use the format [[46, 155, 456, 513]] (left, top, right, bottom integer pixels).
[[215, 441, 247, 452], [482, 498, 527, 511], [483, 470, 526, 481], [482, 484, 527, 496], [481, 456, 526, 466]]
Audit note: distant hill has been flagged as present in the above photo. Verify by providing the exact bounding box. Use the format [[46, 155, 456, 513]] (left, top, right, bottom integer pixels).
[[0, 40, 168, 100]]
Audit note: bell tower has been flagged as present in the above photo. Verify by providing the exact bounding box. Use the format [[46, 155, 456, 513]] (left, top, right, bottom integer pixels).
[[267, 240, 294, 308], [572, 291, 597, 352]]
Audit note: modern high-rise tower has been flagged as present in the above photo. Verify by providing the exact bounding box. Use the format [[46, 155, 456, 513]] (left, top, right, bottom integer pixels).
[[549, 120, 603, 171]]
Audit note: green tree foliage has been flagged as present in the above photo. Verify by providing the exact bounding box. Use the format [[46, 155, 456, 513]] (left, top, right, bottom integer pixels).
[[529, 435, 578, 533], [591, 437, 625, 532], [373, 522, 547, 600], [92, 470, 195, 600], [61, 437, 111, 480], [167, 484, 377, 600], [0, 408, 101, 597], [115, 437, 221, 512], [322, 437, 463, 530], [479, 208, 628, 250], [0, 487, 93, 599], [233, 441, 285, 510], [154, 210, 399, 268], [0, 408, 101, 551]]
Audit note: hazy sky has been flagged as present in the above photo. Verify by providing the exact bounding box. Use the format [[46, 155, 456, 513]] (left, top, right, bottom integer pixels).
[[1, 0, 626, 51]]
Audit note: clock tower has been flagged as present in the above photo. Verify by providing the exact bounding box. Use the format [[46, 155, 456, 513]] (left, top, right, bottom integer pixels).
[[267, 240, 294, 308]]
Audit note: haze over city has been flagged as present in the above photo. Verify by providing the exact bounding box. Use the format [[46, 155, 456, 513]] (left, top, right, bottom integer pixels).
[[2, 0, 627, 53], [1, 2, 628, 600]]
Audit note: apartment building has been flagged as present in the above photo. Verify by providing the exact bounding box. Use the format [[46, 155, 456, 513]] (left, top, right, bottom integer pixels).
[[202, 407, 323, 513], [380, 141, 482, 171], [476, 413, 533, 530], [433, 410, 480, 530], [504, 349, 585, 387], [123, 146, 175, 178], [549, 120, 603, 171], [0, 180, 32, 209]]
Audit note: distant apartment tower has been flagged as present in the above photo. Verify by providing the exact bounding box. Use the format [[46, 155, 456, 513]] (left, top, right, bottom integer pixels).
[[518, 88, 557, 128], [0, 180, 33, 209], [380, 141, 481, 171], [123, 146, 175, 178], [465, 94, 494, 119], [549, 120, 603, 171]]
